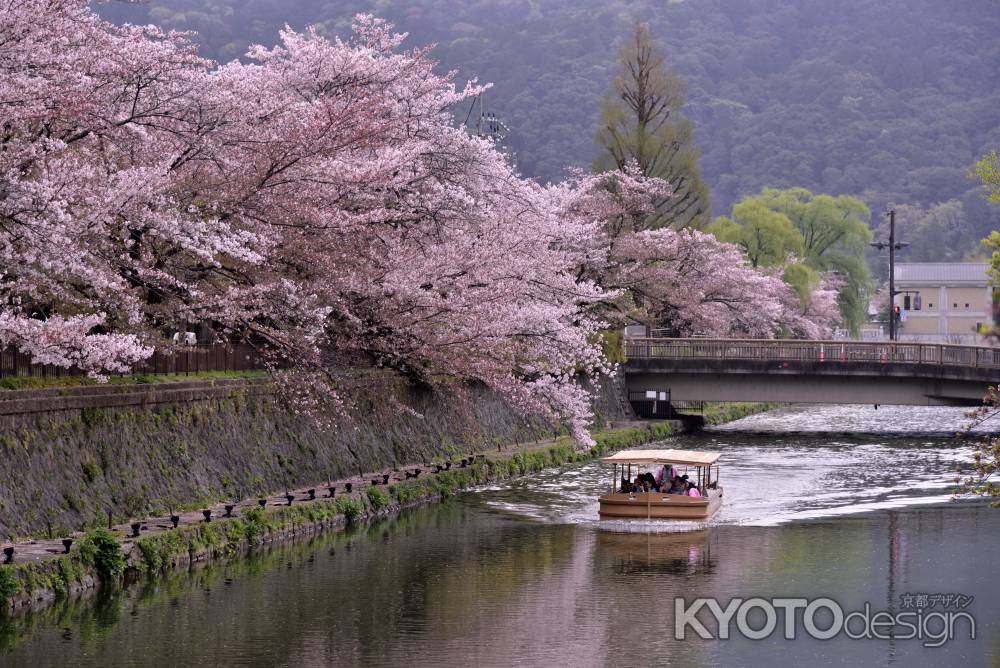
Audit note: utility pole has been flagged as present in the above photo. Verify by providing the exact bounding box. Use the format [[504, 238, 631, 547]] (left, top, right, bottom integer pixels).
[[888, 209, 897, 342], [871, 209, 908, 341]]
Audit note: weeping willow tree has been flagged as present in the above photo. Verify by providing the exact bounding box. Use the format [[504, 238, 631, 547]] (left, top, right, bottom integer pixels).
[[711, 187, 874, 335], [594, 23, 710, 231]]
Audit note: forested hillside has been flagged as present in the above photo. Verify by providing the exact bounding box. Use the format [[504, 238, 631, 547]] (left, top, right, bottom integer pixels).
[[98, 0, 1000, 259]]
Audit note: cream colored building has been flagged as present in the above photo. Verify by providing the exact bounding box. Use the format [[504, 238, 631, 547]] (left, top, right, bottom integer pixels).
[[893, 262, 992, 344]]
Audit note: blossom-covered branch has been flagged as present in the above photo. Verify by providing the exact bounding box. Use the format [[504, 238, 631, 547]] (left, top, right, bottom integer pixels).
[[2, 1, 843, 440]]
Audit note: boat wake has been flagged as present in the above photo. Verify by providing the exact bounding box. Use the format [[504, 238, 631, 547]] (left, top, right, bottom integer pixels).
[[472, 429, 980, 528]]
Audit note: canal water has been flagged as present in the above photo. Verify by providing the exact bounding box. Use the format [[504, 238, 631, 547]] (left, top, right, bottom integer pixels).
[[2, 405, 999, 667]]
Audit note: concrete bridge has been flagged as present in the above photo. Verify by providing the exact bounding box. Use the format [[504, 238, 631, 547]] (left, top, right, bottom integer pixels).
[[624, 338, 1000, 408]]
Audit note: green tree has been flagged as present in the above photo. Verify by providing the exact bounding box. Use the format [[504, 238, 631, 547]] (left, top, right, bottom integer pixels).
[[593, 23, 710, 231], [973, 149, 1000, 204], [959, 234, 1000, 507], [781, 262, 821, 304], [713, 187, 873, 335], [707, 199, 803, 268], [981, 231, 1000, 340], [708, 197, 829, 334], [984, 231, 1000, 286]]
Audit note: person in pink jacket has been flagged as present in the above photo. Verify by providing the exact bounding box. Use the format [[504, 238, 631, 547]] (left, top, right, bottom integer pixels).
[[656, 465, 677, 488]]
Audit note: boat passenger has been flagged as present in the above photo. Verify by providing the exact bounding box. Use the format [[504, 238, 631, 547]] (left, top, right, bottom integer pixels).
[[640, 472, 657, 491], [687, 484, 701, 498]]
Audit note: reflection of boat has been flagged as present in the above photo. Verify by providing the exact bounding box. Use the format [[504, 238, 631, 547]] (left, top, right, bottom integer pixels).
[[598, 449, 722, 520], [598, 529, 712, 575], [598, 529, 709, 559]]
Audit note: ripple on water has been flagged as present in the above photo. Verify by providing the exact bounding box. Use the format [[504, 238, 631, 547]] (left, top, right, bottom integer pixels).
[[475, 404, 985, 528], [710, 403, 996, 435]]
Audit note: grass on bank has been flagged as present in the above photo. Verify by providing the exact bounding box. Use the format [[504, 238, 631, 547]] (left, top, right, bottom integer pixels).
[[677, 401, 784, 426], [0, 370, 269, 391]]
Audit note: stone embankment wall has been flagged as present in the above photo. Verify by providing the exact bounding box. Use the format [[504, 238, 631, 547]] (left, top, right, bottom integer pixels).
[[0, 373, 627, 539]]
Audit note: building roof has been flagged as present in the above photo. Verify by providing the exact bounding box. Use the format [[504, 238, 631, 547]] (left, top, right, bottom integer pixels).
[[601, 449, 721, 466], [894, 262, 989, 284]]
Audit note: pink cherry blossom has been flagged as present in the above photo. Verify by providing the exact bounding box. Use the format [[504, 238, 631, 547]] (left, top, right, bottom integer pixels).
[[1, 3, 841, 443]]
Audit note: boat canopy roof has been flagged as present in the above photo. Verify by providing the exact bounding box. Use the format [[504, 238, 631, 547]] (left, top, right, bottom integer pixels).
[[600, 449, 721, 466]]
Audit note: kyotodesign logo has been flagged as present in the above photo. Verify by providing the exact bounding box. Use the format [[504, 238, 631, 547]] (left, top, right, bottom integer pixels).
[[674, 594, 975, 647]]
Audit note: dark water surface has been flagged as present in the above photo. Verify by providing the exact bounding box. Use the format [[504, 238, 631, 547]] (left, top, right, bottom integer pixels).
[[2, 405, 998, 667]]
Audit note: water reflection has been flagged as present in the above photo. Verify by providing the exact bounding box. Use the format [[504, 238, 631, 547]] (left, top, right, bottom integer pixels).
[[1, 502, 997, 666], [599, 530, 715, 576]]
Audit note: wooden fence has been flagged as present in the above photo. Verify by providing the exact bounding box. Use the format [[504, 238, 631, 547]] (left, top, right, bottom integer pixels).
[[0, 344, 266, 380]]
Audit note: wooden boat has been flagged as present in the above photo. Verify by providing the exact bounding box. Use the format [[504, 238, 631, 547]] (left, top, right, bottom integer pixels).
[[598, 448, 722, 520]]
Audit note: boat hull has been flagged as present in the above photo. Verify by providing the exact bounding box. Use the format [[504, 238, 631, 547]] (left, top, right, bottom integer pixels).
[[598, 489, 722, 520]]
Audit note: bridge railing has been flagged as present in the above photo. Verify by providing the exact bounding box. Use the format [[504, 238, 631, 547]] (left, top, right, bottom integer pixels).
[[624, 338, 1000, 370]]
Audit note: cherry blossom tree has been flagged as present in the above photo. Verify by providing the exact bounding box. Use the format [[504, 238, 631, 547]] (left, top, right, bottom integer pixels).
[[2, 1, 837, 441], [575, 165, 841, 340], [774, 270, 843, 339], [3, 3, 613, 436], [600, 228, 786, 337], [1, 0, 246, 372], [190, 20, 618, 439]]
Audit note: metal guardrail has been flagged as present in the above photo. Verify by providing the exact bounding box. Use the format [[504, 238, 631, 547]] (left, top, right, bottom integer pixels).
[[625, 338, 1000, 370], [0, 344, 266, 380]]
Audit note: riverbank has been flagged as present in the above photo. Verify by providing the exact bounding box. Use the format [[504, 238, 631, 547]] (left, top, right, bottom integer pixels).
[[0, 420, 676, 613], [698, 402, 785, 426], [0, 400, 774, 614]]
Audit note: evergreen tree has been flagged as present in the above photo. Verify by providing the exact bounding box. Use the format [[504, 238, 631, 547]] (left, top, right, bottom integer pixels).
[[593, 24, 710, 231]]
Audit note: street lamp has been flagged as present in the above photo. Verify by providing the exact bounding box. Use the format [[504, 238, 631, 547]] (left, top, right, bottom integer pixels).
[[870, 209, 909, 341]]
